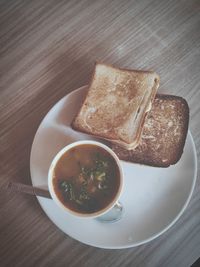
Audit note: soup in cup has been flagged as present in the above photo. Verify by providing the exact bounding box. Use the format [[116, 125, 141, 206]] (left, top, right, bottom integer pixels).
[[48, 140, 124, 218]]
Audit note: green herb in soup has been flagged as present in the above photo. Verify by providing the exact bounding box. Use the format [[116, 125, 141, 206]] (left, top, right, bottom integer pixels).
[[53, 144, 120, 214]]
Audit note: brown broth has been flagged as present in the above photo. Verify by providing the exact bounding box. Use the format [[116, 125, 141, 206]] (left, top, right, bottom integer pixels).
[[53, 144, 120, 214]]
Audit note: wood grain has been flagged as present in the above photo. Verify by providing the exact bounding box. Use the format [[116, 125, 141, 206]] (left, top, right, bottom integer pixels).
[[0, 0, 200, 266]]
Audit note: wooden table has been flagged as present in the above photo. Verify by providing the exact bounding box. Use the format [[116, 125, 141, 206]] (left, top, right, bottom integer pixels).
[[1, 0, 200, 266]]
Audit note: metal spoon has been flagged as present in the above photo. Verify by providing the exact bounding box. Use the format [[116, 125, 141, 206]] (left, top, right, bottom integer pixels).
[[2, 181, 51, 199]]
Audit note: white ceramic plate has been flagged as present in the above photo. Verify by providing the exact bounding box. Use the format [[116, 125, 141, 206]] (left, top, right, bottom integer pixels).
[[30, 86, 197, 249]]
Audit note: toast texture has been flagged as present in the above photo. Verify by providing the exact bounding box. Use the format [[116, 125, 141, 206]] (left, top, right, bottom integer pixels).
[[72, 63, 160, 149], [112, 94, 189, 167]]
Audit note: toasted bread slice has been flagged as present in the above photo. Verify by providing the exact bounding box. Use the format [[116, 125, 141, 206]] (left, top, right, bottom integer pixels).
[[72, 63, 160, 149], [112, 94, 189, 167]]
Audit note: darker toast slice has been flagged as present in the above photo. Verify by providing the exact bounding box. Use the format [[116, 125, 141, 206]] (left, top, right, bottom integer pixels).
[[112, 94, 189, 167]]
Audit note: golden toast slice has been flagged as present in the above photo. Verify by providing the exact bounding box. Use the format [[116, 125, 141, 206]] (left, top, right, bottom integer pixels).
[[72, 63, 160, 149]]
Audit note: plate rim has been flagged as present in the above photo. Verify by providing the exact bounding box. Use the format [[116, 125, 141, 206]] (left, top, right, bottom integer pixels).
[[30, 86, 198, 249]]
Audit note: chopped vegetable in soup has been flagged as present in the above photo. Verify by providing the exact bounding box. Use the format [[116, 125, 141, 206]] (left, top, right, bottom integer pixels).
[[53, 144, 120, 214]]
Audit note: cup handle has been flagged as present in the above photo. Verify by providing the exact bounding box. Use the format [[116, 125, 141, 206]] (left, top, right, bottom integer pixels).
[[96, 201, 124, 223]]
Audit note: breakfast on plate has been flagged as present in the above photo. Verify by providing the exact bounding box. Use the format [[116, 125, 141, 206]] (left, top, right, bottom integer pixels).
[[50, 142, 122, 215], [72, 63, 189, 167]]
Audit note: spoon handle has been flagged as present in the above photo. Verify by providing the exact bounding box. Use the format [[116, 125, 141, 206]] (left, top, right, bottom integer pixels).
[[4, 182, 52, 199]]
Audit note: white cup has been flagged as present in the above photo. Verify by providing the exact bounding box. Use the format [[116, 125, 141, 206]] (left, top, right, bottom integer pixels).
[[48, 140, 124, 219]]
